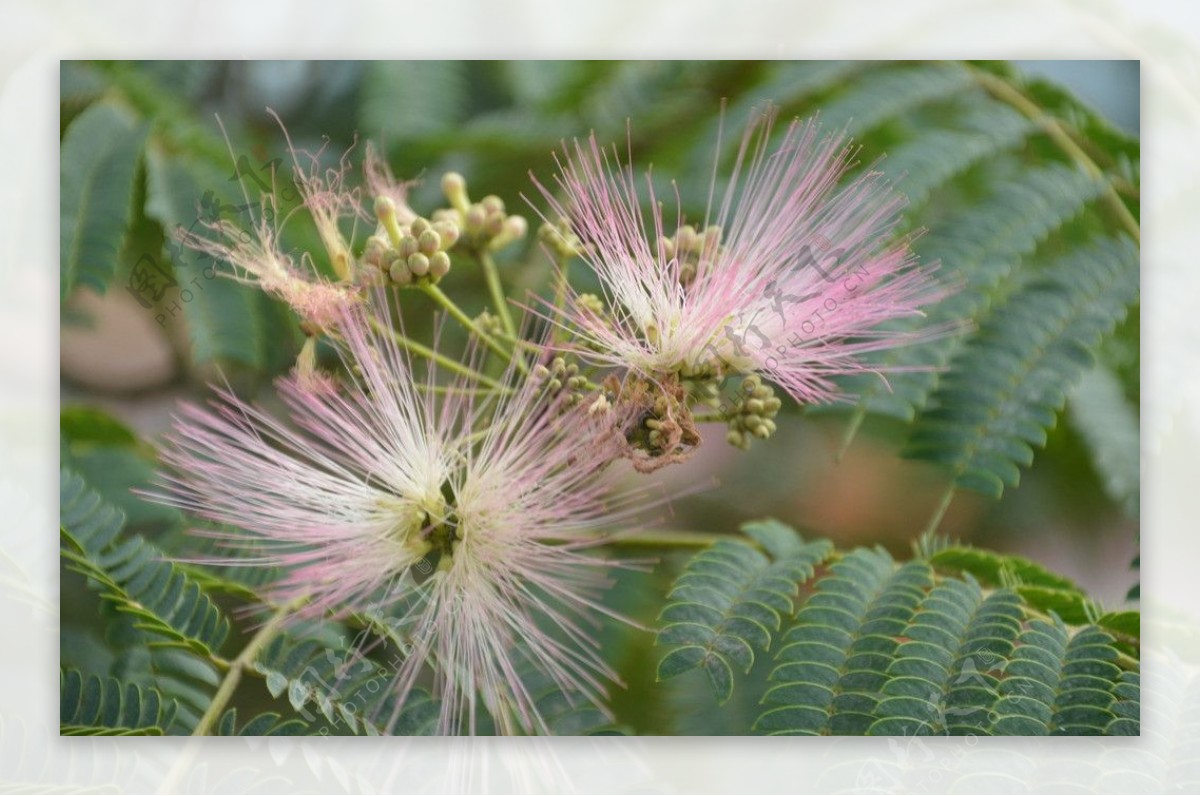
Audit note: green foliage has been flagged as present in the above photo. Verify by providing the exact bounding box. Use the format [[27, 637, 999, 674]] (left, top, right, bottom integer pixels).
[[60, 668, 177, 735], [656, 520, 834, 702], [215, 709, 310, 736], [905, 235, 1139, 498], [253, 630, 397, 735], [60, 467, 229, 656], [360, 61, 469, 143], [60, 100, 150, 300], [658, 521, 1138, 736], [143, 148, 268, 372], [59, 60, 1139, 737], [1068, 363, 1141, 517]]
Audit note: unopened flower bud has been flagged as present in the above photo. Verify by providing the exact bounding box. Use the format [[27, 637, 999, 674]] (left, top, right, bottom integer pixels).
[[433, 221, 460, 249], [676, 225, 697, 252], [418, 229, 441, 255], [704, 225, 722, 252], [362, 234, 389, 268], [578, 293, 605, 315], [489, 214, 528, 251], [442, 172, 469, 212], [481, 195, 505, 215], [465, 205, 486, 234], [484, 211, 505, 237], [408, 252, 430, 277], [375, 196, 404, 247], [659, 237, 676, 261], [746, 398, 765, 414], [389, 258, 412, 285], [399, 236, 419, 259], [429, 250, 451, 278], [411, 217, 431, 236], [532, 364, 551, 381]]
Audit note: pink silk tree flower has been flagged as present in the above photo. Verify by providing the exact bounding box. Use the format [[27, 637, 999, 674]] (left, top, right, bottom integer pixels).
[[533, 105, 950, 407], [175, 121, 395, 331], [147, 298, 645, 735]]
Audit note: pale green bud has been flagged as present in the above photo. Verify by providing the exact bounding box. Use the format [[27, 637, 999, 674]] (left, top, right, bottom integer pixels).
[[442, 172, 469, 212], [433, 221, 460, 249], [480, 195, 505, 215], [375, 196, 404, 247], [484, 211, 505, 237], [659, 237, 676, 261], [465, 205, 486, 234], [418, 229, 441, 255], [429, 250, 451, 279], [389, 259, 412, 285], [675, 224, 697, 252], [408, 252, 430, 277]]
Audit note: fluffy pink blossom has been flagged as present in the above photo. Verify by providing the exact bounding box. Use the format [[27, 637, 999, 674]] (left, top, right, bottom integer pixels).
[[534, 106, 949, 405], [177, 119, 372, 329], [177, 215, 357, 329], [148, 297, 645, 735]]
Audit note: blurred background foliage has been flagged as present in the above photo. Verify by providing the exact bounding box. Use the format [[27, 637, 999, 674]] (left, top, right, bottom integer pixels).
[[60, 60, 1139, 734]]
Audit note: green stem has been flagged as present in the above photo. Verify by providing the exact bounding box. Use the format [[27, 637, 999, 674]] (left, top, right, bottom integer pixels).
[[970, 67, 1140, 245], [369, 318, 509, 392], [415, 383, 501, 397], [692, 411, 730, 424], [476, 249, 517, 338], [603, 529, 749, 550], [420, 283, 516, 365], [192, 596, 307, 736], [552, 254, 571, 345], [923, 485, 956, 537], [496, 329, 547, 354]]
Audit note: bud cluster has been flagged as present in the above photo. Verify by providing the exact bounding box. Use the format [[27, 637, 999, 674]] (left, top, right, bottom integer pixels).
[[363, 196, 459, 287], [435, 173, 528, 253], [658, 224, 722, 285], [724, 375, 782, 450], [538, 217, 584, 260], [473, 310, 505, 337], [532, 356, 593, 409]]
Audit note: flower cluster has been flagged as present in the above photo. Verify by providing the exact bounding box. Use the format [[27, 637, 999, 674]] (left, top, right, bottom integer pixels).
[[154, 105, 946, 735]]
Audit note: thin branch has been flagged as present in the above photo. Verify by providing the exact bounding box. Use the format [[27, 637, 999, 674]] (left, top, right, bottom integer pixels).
[[476, 249, 517, 338], [369, 317, 509, 392], [191, 595, 307, 736], [970, 67, 1140, 244]]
